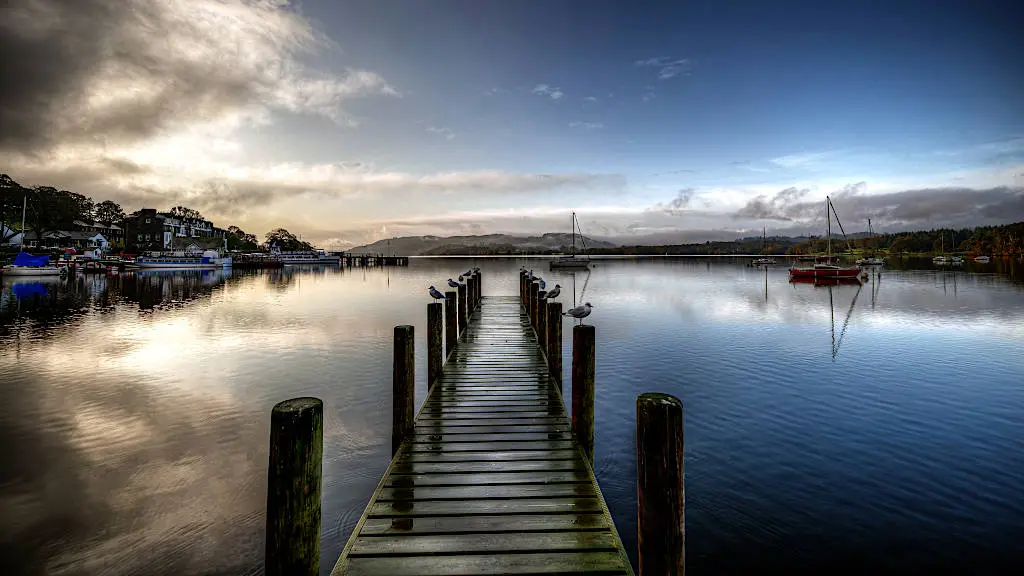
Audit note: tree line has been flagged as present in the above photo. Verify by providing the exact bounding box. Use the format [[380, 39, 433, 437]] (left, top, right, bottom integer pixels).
[[1, 174, 312, 251]]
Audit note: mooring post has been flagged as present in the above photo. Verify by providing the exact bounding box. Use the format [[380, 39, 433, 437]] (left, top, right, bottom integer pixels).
[[476, 271, 482, 305], [265, 397, 323, 576], [427, 303, 443, 389], [444, 290, 457, 358], [537, 291, 547, 350], [469, 274, 478, 314], [637, 393, 685, 576], [466, 275, 474, 316], [547, 301, 562, 390], [529, 281, 539, 331], [392, 325, 414, 456], [521, 271, 527, 307], [572, 324, 596, 463], [457, 283, 468, 335]]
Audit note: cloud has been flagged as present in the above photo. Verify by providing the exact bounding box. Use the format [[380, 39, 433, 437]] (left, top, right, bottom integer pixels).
[[583, 96, 598, 103], [426, 126, 455, 140], [642, 91, 656, 103], [0, 0, 397, 156], [531, 84, 564, 100], [770, 151, 834, 168], [569, 121, 604, 130], [735, 182, 1024, 229], [651, 188, 697, 216], [634, 56, 691, 80]]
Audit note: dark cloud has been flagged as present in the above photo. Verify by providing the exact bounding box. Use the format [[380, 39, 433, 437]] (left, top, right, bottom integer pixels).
[[652, 188, 696, 215], [735, 183, 1024, 230], [0, 0, 258, 154]]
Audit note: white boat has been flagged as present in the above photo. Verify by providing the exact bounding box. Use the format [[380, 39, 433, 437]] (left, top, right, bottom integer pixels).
[[950, 256, 963, 265], [137, 250, 231, 269], [276, 250, 340, 265], [752, 227, 776, 265], [2, 264, 65, 277], [933, 255, 950, 264], [550, 212, 591, 270], [974, 255, 991, 263], [856, 257, 886, 265]]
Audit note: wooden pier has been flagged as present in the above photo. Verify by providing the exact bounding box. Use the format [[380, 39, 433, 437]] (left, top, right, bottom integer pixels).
[[265, 271, 684, 576]]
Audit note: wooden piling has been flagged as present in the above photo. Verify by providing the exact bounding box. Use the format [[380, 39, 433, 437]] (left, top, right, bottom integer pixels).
[[537, 292, 547, 350], [427, 303, 443, 389], [457, 283, 468, 335], [572, 324, 596, 464], [465, 275, 474, 315], [392, 325, 415, 457], [266, 397, 323, 576], [519, 271, 525, 305], [529, 281, 539, 331], [637, 393, 685, 576], [547, 301, 562, 390], [476, 271, 482, 304], [468, 274, 477, 315], [444, 291, 457, 358]]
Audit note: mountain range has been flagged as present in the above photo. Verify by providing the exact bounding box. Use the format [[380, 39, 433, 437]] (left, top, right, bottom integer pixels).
[[347, 233, 616, 256]]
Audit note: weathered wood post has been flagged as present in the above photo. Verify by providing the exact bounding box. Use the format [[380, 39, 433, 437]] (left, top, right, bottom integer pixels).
[[529, 281, 540, 331], [266, 397, 323, 576], [457, 282, 468, 336], [547, 301, 562, 391], [444, 290, 457, 358], [476, 271, 482, 305], [392, 325, 414, 456], [537, 291, 547, 350], [572, 324, 595, 463], [520, 271, 526, 305], [427, 303, 443, 389], [465, 275, 474, 315], [637, 393, 685, 576], [469, 274, 478, 314]]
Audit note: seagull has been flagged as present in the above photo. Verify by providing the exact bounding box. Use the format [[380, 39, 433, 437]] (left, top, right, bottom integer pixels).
[[458, 275, 464, 282], [546, 284, 561, 299], [563, 302, 593, 324], [528, 269, 536, 281], [429, 286, 446, 301], [472, 267, 480, 273], [447, 278, 460, 288]]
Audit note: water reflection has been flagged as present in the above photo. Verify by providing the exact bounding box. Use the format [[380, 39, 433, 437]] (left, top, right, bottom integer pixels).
[[1, 258, 1022, 575]]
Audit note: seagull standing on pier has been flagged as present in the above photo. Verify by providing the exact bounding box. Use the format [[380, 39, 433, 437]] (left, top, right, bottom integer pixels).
[[447, 278, 460, 288], [428, 286, 446, 301], [563, 302, 593, 325], [546, 284, 561, 299]]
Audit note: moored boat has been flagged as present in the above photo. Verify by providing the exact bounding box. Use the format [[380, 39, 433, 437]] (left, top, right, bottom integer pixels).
[[974, 255, 991, 263], [137, 250, 231, 269], [549, 211, 591, 270], [2, 252, 66, 277], [276, 250, 340, 265], [789, 196, 861, 281]]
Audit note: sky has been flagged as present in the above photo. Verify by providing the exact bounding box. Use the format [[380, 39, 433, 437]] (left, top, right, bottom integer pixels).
[[1, 0, 1022, 247]]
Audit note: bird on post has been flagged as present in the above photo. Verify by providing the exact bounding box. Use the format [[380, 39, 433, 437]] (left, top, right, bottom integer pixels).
[[447, 278, 461, 288], [563, 302, 593, 325], [458, 275, 464, 282], [429, 286, 446, 301], [546, 284, 561, 299], [539, 278, 546, 290], [472, 267, 480, 273]]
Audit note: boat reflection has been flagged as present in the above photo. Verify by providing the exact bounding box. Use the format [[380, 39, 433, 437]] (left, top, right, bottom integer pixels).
[[790, 274, 865, 360]]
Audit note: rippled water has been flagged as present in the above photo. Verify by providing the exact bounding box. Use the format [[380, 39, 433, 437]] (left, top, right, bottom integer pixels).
[[2, 258, 1022, 574]]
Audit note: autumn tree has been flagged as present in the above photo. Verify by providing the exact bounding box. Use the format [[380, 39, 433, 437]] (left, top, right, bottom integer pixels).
[[169, 206, 205, 222], [226, 225, 259, 250], [265, 228, 312, 251], [26, 186, 94, 238], [1, 174, 27, 243], [93, 200, 126, 225]]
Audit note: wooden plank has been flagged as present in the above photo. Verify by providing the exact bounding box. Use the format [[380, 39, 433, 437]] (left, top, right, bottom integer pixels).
[[384, 471, 594, 487], [358, 513, 612, 535], [348, 530, 618, 556], [366, 498, 605, 517], [406, 440, 577, 452], [377, 483, 597, 501], [400, 450, 581, 462], [412, 425, 569, 435], [342, 552, 629, 575], [391, 460, 583, 474]]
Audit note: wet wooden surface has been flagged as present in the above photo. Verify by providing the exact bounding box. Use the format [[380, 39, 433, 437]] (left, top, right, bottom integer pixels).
[[332, 297, 633, 575]]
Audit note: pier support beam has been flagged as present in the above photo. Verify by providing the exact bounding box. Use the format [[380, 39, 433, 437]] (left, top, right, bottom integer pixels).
[[547, 301, 562, 391], [537, 292, 547, 351], [520, 271, 526, 306], [392, 325, 415, 457], [444, 291, 457, 358], [427, 303, 443, 389], [476, 271, 483, 305], [571, 324, 595, 464], [529, 281, 539, 331], [637, 393, 685, 576], [266, 397, 323, 576], [458, 283, 468, 336]]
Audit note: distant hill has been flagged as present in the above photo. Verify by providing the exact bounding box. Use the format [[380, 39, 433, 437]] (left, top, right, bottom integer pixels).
[[347, 233, 616, 256]]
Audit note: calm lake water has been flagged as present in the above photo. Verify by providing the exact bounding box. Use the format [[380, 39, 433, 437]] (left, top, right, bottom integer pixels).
[[2, 257, 1022, 574]]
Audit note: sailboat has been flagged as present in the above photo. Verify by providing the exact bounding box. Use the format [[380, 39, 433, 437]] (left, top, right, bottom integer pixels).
[[933, 231, 962, 265], [752, 227, 776, 265], [549, 211, 591, 270], [789, 196, 862, 281], [2, 196, 65, 277], [855, 218, 886, 265]]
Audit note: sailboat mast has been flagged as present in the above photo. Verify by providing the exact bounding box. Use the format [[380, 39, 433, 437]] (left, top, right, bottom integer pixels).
[[570, 211, 576, 257], [826, 197, 832, 258]]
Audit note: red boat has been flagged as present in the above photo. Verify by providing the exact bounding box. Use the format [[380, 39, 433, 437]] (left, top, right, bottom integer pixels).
[[789, 196, 862, 281]]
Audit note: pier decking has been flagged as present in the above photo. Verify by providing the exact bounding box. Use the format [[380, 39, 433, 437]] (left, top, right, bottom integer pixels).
[[332, 296, 634, 575]]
